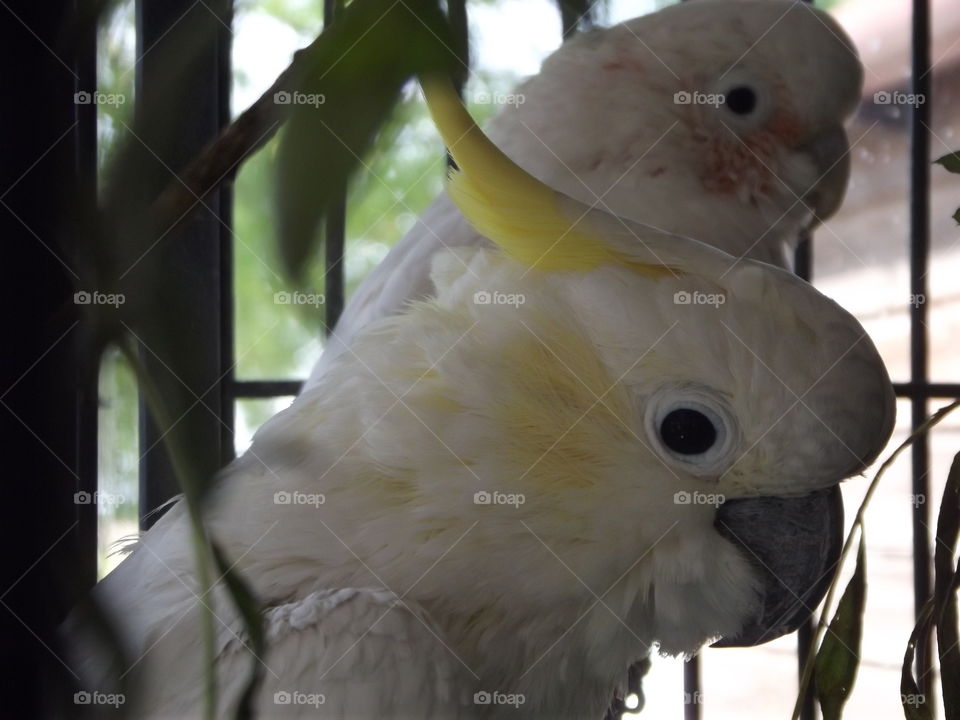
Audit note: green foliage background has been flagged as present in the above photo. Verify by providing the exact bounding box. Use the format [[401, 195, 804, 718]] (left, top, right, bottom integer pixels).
[[93, 0, 512, 573]]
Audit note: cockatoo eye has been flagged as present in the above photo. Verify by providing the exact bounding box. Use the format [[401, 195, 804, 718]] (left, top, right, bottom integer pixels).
[[709, 71, 771, 130], [644, 386, 739, 476], [723, 85, 757, 115], [659, 407, 718, 455]]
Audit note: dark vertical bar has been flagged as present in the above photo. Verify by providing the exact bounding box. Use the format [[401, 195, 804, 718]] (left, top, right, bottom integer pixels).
[[218, 3, 236, 465], [447, 0, 469, 177], [909, 0, 932, 694], [557, 0, 590, 40], [74, 0, 100, 591], [135, 0, 232, 526], [683, 658, 700, 720], [323, 0, 347, 334], [796, 618, 817, 720], [448, 0, 469, 93], [324, 195, 346, 332], [795, 232, 816, 720], [795, 5, 818, 719], [0, 0, 96, 714]]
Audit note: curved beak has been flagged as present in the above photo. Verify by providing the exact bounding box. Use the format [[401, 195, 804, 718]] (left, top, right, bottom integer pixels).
[[798, 125, 851, 228], [711, 486, 843, 647]]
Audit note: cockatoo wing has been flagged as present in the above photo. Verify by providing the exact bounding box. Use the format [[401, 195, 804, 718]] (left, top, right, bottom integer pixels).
[[133, 587, 475, 719]]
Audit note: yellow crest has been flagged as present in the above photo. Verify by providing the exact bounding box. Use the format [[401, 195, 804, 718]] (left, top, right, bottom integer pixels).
[[419, 75, 622, 272]]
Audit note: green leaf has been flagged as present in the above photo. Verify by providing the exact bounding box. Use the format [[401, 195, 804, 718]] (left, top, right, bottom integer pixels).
[[934, 152, 960, 174], [902, 600, 936, 720], [274, 0, 458, 281], [211, 542, 265, 720], [815, 532, 867, 720], [935, 453, 960, 717]]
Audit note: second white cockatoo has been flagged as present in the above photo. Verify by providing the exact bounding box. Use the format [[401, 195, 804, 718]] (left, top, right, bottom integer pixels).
[[305, 0, 863, 388], [68, 73, 894, 719]]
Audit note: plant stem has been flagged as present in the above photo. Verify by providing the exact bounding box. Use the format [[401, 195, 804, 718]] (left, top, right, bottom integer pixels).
[[792, 399, 960, 720]]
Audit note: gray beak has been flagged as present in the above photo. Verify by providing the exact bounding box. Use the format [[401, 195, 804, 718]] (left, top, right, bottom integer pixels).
[[798, 125, 851, 227], [711, 486, 843, 647]]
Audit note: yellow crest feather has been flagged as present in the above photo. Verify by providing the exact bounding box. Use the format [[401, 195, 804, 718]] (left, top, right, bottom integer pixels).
[[419, 75, 620, 272]]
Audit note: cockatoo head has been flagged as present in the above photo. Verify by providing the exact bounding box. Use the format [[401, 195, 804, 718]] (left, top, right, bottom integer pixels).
[[402, 74, 894, 662], [487, 0, 863, 266]]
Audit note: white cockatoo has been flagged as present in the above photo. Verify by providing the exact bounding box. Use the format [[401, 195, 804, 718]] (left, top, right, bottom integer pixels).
[[69, 73, 894, 719], [305, 0, 863, 389]]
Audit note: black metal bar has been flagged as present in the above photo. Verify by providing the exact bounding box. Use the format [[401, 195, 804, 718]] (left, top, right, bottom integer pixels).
[[683, 658, 700, 720], [74, 0, 100, 594], [557, 0, 591, 40], [795, 9, 817, 720], [218, 3, 236, 466], [0, 0, 97, 713], [894, 382, 960, 399], [231, 379, 302, 398], [909, 0, 933, 695], [794, 234, 818, 720], [448, 0, 469, 93], [322, 0, 347, 334], [135, 0, 232, 526], [796, 618, 817, 720]]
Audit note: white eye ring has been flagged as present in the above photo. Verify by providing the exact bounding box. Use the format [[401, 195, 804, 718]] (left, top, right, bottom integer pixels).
[[711, 70, 771, 129], [643, 385, 739, 477]]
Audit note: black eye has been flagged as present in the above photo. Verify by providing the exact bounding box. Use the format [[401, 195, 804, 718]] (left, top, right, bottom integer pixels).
[[659, 408, 718, 455], [724, 85, 757, 115]]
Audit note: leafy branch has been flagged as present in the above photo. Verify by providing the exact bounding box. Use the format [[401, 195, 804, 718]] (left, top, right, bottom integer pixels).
[[792, 400, 960, 720]]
